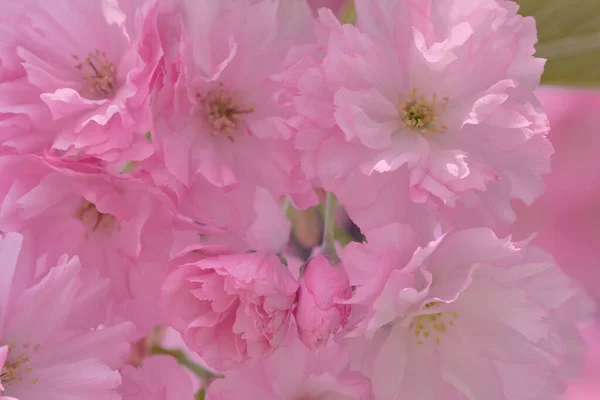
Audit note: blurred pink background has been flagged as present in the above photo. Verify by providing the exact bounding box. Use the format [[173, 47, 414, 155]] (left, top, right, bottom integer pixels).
[[512, 87, 600, 399]]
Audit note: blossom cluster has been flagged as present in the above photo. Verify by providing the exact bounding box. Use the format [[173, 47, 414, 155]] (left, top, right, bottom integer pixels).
[[0, 0, 594, 399]]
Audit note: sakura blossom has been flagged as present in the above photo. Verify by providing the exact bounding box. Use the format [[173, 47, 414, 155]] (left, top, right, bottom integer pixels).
[[0, 0, 595, 399], [294, 0, 552, 230], [149, 0, 316, 201], [0, 232, 134, 400], [0, 0, 158, 163], [161, 244, 299, 370], [0, 154, 206, 335], [340, 224, 594, 400]]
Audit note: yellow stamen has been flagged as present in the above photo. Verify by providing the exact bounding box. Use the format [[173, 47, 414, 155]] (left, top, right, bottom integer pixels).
[[398, 89, 448, 134], [75, 50, 117, 99], [408, 301, 458, 346], [199, 84, 254, 139]]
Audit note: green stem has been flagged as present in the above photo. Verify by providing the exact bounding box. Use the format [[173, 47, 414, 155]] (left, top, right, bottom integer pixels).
[[321, 192, 340, 263], [195, 388, 206, 400], [150, 345, 225, 380]]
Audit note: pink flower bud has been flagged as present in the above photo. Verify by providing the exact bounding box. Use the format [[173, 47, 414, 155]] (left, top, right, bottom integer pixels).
[[295, 255, 351, 350]]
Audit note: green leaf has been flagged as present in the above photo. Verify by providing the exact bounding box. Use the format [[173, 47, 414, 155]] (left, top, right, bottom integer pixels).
[[517, 0, 600, 87]]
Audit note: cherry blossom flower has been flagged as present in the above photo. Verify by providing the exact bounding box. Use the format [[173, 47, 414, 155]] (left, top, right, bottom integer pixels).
[[161, 245, 299, 370], [295, 1, 552, 231], [340, 223, 594, 400], [0, 0, 160, 163], [0, 154, 205, 335], [0, 1, 594, 399], [149, 0, 316, 201], [0, 232, 134, 400]]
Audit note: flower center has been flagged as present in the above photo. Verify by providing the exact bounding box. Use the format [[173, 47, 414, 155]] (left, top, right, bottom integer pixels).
[[199, 84, 254, 137], [0, 342, 40, 389], [74, 50, 117, 100], [408, 302, 458, 346], [398, 89, 448, 134], [78, 201, 120, 236]]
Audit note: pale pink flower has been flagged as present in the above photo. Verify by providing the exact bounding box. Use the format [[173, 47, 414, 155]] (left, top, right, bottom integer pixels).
[[149, 0, 316, 201], [118, 355, 195, 400], [0, 232, 134, 399], [161, 245, 299, 370], [0, 0, 160, 162], [208, 336, 373, 399], [0, 154, 202, 335], [340, 223, 594, 400], [295, 255, 351, 350], [295, 1, 552, 231]]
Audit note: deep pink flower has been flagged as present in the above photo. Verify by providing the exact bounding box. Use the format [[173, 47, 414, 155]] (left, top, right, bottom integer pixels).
[[295, 1, 552, 232], [208, 336, 373, 399], [340, 223, 594, 400], [0, 0, 161, 163], [0, 154, 203, 335], [0, 232, 134, 399], [161, 245, 299, 370], [295, 255, 351, 350], [149, 0, 316, 202]]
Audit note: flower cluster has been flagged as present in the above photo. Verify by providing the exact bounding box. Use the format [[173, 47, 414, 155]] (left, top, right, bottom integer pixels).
[[0, 0, 594, 399]]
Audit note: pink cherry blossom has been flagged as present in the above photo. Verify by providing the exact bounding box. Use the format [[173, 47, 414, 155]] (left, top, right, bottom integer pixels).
[[0, 0, 159, 163], [118, 355, 195, 400], [340, 223, 594, 400], [295, 255, 351, 350], [149, 0, 316, 201], [208, 336, 373, 399], [0, 154, 205, 335], [295, 1, 552, 232], [161, 245, 299, 370], [0, 232, 134, 400]]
